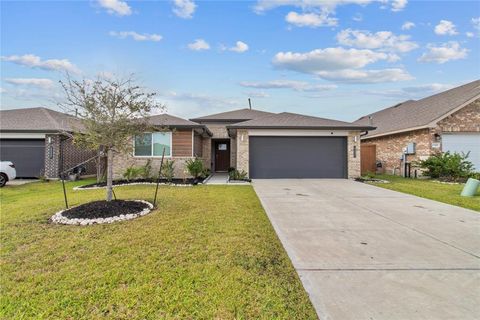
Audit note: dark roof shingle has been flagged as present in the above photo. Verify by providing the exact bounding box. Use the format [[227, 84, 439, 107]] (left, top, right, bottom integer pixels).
[[190, 108, 274, 122], [228, 112, 375, 130], [355, 80, 480, 138], [0, 107, 82, 132]]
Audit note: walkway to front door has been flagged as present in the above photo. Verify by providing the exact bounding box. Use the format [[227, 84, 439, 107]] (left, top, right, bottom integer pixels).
[[253, 179, 480, 320], [214, 140, 230, 172]]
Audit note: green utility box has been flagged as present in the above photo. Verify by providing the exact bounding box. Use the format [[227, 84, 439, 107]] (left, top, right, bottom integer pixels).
[[461, 178, 480, 197]]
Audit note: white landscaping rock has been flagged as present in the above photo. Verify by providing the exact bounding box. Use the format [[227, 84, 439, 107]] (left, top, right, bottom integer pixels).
[[50, 200, 154, 226]]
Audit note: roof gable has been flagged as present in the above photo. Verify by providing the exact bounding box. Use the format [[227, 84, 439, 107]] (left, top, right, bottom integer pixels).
[[189, 108, 274, 122], [147, 113, 203, 127], [228, 112, 375, 130], [355, 80, 480, 138], [0, 107, 82, 132]]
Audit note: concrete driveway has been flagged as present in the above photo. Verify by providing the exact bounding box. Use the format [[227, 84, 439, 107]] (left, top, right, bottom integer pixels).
[[253, 179, 480, 320]]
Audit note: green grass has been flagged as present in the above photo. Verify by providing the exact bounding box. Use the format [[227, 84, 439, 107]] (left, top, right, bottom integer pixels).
[[0, 180, 317, 319], [369, 175, 480, 212]]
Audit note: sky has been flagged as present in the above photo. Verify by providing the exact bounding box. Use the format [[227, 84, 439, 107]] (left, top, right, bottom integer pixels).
[[1, 0, 479, 122]]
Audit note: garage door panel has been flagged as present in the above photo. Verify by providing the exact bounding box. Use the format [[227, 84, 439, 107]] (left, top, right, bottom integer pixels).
[[0, 139, 45, 177], [442, 134, 480, 171], [249, 136, 347, 179]]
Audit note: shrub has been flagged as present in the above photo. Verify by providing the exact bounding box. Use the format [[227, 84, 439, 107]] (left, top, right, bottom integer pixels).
[[201, 168, 211, 178], [363, 171, 375, 179], [416, 152, 474, 181], [185, 158, 204, 178], [229, 169, 248, 180], [123, 166, 142, 181], [161, 159, 175, 182], [139, 159, 152, 179]]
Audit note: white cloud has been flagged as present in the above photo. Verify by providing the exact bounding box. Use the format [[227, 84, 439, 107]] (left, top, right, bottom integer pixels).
[[228, 41, 249, 53], [97, 0, 132, 16], [187, 39, 210, 51], [336, 29, 418, 52], [272, 47, 411, 83], [273, 47, 398, 73], [109, 31, 162, 42], [5, 78, 54, 89], [240, 80, 337, 91], [401, 21, 415, 30], [434, 20, 458, 35], [391, 0, 407, 12], [1, 54, 80, 73], [285, 11, 337, 27], [469, 17, 480, 37], [315, 68, 413, 83], [173, 0, 196, 19], [254, 0, 406, 14], [244, 91, 270, 98], [365, 83, 455, 99], [352, 13, 363, 22], [418, 42, 468, 64]]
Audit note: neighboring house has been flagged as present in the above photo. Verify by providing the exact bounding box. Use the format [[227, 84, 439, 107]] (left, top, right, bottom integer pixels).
[[0, 107, 97, 178], [355, 80, 480, 174], [112, 114, 213, 179]]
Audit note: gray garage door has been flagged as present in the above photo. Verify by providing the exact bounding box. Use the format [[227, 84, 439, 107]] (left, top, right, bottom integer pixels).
[[0, 139, 45, 177], [249, 136, 347, 179]]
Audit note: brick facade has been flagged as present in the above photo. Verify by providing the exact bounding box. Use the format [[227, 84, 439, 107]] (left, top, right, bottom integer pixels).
[[112, 129, 206, 179], [361, 129, 432, 174], [44, 134, 97, 179], [347, 132, 361, 178], [236, 129, 249, 173], [361, 99, 480, 175], [436, 99, 480, 133]]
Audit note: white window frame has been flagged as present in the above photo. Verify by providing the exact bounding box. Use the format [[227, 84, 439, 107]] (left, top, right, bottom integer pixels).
[[133, 132, 173, 158]]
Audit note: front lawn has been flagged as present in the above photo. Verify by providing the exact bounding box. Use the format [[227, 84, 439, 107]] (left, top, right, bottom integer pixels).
[[369, 175, 480, 212], [0, 180, 317, 319]]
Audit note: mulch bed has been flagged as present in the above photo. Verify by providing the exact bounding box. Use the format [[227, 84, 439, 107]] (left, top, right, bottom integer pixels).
[[62, 200, 150, 219], [76, 178, 205, 189], [355, 177, 389, 183]]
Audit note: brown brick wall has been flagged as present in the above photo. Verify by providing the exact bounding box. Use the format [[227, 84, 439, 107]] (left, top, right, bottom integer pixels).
[[436, 99, 480, 133], [362, 129, 433, 174], [172, 129, 192, 157], [113, 129, 204, 179], [361, 99, 480, 175], [44, 134, 97, 179]]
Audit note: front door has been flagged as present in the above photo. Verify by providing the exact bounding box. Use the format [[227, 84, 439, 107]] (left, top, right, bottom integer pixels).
[[214, 140, 230, 172]]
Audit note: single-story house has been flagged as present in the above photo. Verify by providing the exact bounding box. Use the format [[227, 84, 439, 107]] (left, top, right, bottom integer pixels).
[[112, 114, 212, 179], [354, 80, 480, 175], [1, 107, 374, 180], [115, 109, 374, 179], [0, 107, 97, 178]]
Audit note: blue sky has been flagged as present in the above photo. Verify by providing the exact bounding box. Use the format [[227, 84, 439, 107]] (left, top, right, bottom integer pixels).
[[1, 0, 479, 121]]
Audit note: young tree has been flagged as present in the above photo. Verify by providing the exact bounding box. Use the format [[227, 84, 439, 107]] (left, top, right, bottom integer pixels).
[[59, 75, 163, 201]]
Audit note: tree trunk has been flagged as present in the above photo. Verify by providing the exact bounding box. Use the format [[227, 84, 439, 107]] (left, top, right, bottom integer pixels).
[[106, 148, 114, 201]]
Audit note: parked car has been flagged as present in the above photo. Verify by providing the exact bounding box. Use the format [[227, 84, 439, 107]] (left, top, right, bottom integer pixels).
[[0, 161, 16, 187]]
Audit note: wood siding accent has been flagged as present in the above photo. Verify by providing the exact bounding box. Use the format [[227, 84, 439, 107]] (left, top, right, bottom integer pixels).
[[361, 144, 376, 175], [193, 134, 203, 157], [172, 129, 193, 157]]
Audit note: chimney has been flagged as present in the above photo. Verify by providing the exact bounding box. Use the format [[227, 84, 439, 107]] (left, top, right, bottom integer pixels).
[[248, 98, 252, 110]]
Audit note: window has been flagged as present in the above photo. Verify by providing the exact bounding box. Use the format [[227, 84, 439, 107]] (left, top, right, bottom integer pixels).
[[134, 132, 171, 157]]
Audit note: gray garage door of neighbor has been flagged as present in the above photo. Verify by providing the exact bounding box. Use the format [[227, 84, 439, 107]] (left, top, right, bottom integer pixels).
[[0, 139, 45, 178], [249, 136, 347, 179]]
